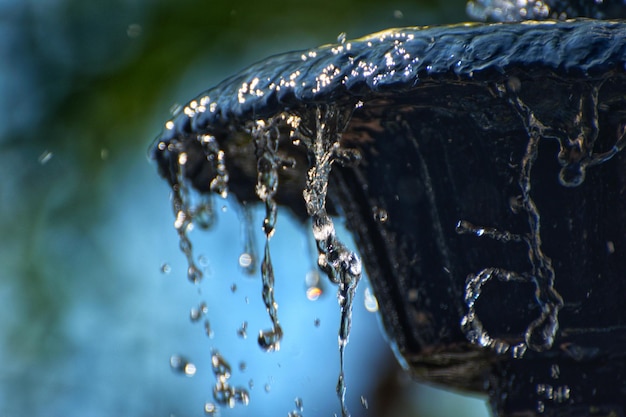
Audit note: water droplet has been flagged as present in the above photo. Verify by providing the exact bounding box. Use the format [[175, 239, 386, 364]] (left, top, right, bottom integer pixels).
[[537, 400, 545, 413], [288, 397, 304, 417], [126, 23, 142, 39], [198, 254, 210, 268], [512, 343, 527, 359], [314, 318, 321, 327], [170, 355, 196, 376], [239, 361, 247, 372], [372, 206, 388, 223], [230, 283, 237, 293], [237, 321, 248, 339], [550, 363, 560, 379], [337, 32, 347, 44], [160, 263, 171, 274], [204, 319, 214, 338], [364, 287, 379, 312], [264, 383, 271, 393], [38, 150, 53, 165], [204, 402, 218, 415], [258, 327, 283, 352], [190, 302, 208, 322], [306, 286, 323, 301], [393, 9, 404, 19], [188, 265, 203, 284], [238, 253, 253, 269], [360, 395, 369, 409]]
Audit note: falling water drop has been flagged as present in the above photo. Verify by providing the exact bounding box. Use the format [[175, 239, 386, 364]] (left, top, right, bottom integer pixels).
[[364, 287, 379, 313]]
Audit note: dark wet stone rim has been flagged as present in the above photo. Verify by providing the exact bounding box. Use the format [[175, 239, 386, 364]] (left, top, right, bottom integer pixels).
[[158, 19, 626, 143]]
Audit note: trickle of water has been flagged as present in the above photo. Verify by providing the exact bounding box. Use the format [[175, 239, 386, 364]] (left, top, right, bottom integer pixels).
[[294, 104, 361, 417], [169, 354, 197, 376], [250, 118, 287, 352], [457, 87, 574, 355], [167, 135, 230, 284]]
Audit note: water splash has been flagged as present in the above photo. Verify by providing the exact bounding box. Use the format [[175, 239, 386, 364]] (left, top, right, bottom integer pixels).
[[210, 350, 250, 409], [293, 104, 362, 417]]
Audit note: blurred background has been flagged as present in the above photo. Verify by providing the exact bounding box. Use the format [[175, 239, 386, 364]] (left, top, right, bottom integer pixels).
[[0, 0, 491, 415]]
